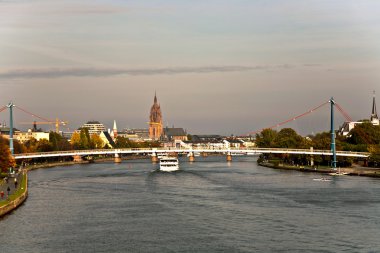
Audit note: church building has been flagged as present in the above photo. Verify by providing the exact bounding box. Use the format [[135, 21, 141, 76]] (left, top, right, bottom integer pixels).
[[149, 93, 163, 140]]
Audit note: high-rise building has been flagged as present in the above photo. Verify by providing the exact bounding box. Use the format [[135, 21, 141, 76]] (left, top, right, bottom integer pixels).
[[149, 93, 163, 140], [81, 121, 106, 135]]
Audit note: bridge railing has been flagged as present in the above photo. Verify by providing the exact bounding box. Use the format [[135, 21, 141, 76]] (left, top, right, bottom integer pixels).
[[13, 147, 370, 158]]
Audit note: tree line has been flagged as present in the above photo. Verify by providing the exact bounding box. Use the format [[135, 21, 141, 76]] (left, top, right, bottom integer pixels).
[[255, 122, 380, 167]]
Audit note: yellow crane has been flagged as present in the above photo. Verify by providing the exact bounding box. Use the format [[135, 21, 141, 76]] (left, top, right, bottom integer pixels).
[[20, 118, 68, 133]]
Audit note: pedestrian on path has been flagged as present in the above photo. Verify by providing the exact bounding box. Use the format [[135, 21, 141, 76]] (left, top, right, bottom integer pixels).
[[0, 191, 4, 199], [7, 186, 10, 198], [14, 178, 18, 189]]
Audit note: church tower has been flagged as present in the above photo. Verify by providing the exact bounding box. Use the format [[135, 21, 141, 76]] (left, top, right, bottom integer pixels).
[[149, 93, 163, 140], [112, 120, 118, 139], [371, 91, 379, 125]]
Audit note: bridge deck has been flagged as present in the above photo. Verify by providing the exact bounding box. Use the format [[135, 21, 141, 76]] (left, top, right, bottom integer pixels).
[[13, 148, 370, 159]]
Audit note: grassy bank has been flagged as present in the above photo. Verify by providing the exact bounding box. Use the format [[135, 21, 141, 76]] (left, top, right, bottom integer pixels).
[[0, 172, 27, 207]]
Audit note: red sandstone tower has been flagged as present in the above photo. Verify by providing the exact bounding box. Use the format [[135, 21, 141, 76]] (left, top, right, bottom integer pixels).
[[149, 93, 163, 140]]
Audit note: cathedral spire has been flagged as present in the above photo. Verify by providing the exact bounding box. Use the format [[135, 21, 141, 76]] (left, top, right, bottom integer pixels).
[[372, 90, 378, 119], [154, 91, 157, 104]]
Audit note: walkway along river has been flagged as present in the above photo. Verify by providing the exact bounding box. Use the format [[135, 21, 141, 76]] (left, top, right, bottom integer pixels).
[[0, 156, 380, 252]]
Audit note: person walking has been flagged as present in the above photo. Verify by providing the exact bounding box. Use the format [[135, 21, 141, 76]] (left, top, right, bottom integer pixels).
[[14, 178, 18, 189]]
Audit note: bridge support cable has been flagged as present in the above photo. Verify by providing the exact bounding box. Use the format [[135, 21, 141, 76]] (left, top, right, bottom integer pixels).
[[14, 105, 52, 122], [335, 103, 353, 122], [0, 106, 7, 113], [247, 100, 330, 136]]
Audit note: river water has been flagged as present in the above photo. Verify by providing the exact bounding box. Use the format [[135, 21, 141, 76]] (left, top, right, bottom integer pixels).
[[1, 156, 380, 252]]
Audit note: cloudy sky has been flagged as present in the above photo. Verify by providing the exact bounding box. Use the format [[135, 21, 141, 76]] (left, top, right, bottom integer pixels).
[[0, 0, 379, 135]]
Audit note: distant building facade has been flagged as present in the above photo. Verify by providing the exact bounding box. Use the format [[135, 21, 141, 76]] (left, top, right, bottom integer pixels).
[[149, 93, 163, 140], [118, 128, 150, 141], [16, 130, 50, 143], [81, 121, 106, 135], [163, 127, 188, 141]]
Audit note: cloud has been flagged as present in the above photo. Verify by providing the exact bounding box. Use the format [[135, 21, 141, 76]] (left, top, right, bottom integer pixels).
[[0, 65, 282, 79]]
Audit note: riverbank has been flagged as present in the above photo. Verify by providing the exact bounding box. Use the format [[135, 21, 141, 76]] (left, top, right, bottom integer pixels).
[[21, 154, 149, 172], [259, 161, 380, 178], [0, 171, 28, 218]]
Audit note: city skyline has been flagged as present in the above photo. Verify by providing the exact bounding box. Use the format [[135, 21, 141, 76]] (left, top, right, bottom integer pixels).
[[1, 0, 380, 135]]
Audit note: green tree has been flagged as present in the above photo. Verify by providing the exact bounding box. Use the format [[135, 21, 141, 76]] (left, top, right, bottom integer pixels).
[[79, 128, 92, 149], [255, 129, 277, 148], [36, 139, 53, 152], [347, 123, 380, 146], [274, 128, 306, 149], [311, 132, 331, 150], [49, 132, 71, 151]]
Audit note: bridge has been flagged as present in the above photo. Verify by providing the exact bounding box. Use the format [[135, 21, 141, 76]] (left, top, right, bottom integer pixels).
[[0, 97, 369, 167], [13, 147, 370, 163]]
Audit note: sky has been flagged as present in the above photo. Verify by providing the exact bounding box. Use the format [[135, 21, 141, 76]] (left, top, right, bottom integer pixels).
[[0, 0, 379, 135]]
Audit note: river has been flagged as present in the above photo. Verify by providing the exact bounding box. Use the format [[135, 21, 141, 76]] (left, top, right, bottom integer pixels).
[[1, 156, 380, 252]]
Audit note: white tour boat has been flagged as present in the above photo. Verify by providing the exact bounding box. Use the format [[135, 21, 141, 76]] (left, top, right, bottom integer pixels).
[[159, 157, 179, 172]]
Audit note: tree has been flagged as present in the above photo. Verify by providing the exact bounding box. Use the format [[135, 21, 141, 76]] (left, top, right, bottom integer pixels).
[[311, 132, 331, 150], [347, 123, 380, 146], [71, 128, 94, 150], [49, 132, 71, 151], [255, 129, 277, 148], [80, 128, 94, 149], [368, 144, 380, 167], [0, 136, 16, 172], [274, 128, 305, 149], [13, 139, 27, 154], [115, 136, 133, 148], [91, 134, 104, 149], [36, 139, 53, 152], [24, 137, 38, 153], [70, 132, 81, 149]]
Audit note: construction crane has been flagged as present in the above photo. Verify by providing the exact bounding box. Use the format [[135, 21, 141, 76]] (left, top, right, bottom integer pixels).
[[20, 118, 68, 133]]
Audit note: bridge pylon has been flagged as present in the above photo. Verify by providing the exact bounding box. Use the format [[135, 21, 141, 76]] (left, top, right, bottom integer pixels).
[[114, 153, 122, 163], [6, 102, 15, 155], [226, 151, 232, 162], [188, 152, 195, 162], [151, 152, 158, 163], [330, 97, 337, 169]]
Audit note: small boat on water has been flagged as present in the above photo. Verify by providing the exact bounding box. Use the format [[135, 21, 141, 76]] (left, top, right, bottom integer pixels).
[[329, 168, 349, 176], [159, 157, 179, 172], [313, 177, 332, 182]]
